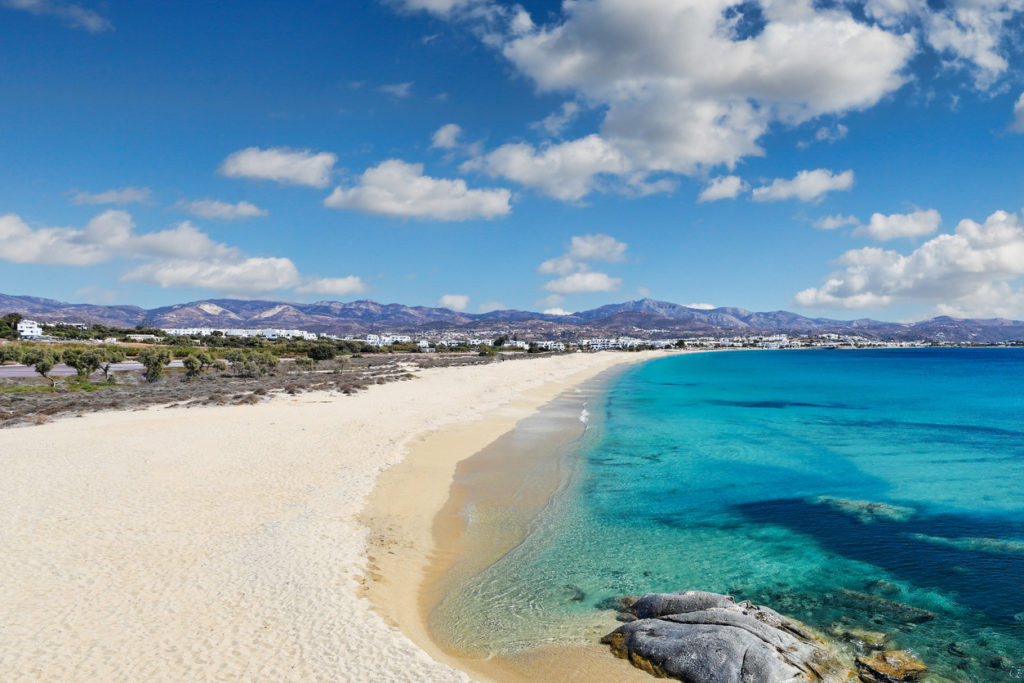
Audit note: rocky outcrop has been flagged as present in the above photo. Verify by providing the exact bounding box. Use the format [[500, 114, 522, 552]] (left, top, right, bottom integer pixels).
[[855, 650, 928, 682], [601, 591, 859, 682]]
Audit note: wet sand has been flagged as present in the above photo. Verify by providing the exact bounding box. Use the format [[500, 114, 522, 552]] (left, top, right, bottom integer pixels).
[[362, 356, 675, 681]]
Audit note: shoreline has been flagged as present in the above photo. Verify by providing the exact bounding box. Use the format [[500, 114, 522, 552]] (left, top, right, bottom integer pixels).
[[362, 351, 682, 681], [0, 350, 672, 681]]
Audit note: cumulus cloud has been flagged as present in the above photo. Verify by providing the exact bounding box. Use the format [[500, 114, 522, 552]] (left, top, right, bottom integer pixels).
[[568, 233, 627, 262], [686, 302, 717, 310], [478, 301, 505, 313], [468, 0, 914, 198], [431, 123, 463, 149], [392, 0, 481, 16], [855, 208, 942, 241], [538, 233, 627, 277], [752, 169, 854, 203], [470, 134, 629, 201], [324, 159, 511, 220], [177, 199, 268, 220], [794, 209, 1024, 316], [698, 175, 748, 202], [0, 209, 360, 297], [544, 307, 570, 315], [438, 293, 470, 310], [0, 210, 235, 266], [123, 258, 301, 295], [531, 102, 581, 137], [814, 214, 861, 230], [865, 0, 1024, 89], [379, 82, 414, 98], [536, 294, 565, 308], [816, 123, 849, 143], [543, 271, 622, 294], [294, 276, 368, 297], [397, 0, 1024, 200], [71, 187, 151, 205], [2, 0, 112, 32], [219, 147, 337, 188], [1010, 92, 1024, 133]]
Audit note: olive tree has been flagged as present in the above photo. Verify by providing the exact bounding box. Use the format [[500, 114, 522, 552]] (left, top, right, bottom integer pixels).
[[307, 344, 336, 364], [99, 348, 126, 380], [63, 348, 105, 379], [23, 347, 59, 387], [137, 347, 171, 383], [0, 345, 24, 365]]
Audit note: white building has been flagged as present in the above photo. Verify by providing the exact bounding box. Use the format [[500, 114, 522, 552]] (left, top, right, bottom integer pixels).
[[17, 320, 43, 338]]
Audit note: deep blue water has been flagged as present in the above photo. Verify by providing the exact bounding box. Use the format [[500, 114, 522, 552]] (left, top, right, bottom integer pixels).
[[433, 349, 1024, 679]]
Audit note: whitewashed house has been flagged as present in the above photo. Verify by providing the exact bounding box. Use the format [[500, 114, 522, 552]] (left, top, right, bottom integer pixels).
[[17, 320, 43, 339]]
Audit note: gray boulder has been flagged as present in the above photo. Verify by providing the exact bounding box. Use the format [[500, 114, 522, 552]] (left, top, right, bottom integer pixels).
[[602, 591, 858, 682]]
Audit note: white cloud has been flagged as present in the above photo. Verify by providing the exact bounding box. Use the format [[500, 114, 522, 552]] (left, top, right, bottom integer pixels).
[[865, 0, 1024, 89], [698, 175, 748, 202], [538, 233, 626, 276], [816, 123, 849, 143], [752, 169, 854, 203], [544, 307, 570, 315], [538, 234, 627, 294], [431, 123, 463, 149], [531, 102, 581, 137], [71, 187, 151, 205], [477, 0, 914, 198], [686, 302, 716, 310], [469, 134, 629, 201], [1010, 92, 1024, 133], [0, 209, 358, 298], [795, 209, 1024, 316], [814, 214, 861, 230], [543, 271, 621, 294], [294, 276, 368, 297], [438, 293, 470, 310], [219, 147, 337, 188], [855, 208, 942, 241], [538, 254, 576, 275], [177, 199, 268, 220], [0, 210, 236, 266], [124, 257, 301, 295], [478, 301, 505, 313], [3, 0, 112, 32], [399, 0, 1024, 200], [392, 0, 481, 16], [568, 233, 627, 262], [324, 159, 511, 221], [379, 82, 414, 98]]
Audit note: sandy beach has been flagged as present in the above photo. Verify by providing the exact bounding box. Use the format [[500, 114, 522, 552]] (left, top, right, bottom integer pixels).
[[0, 351, 666, 682]]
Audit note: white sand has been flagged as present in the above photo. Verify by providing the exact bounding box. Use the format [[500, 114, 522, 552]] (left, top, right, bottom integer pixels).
[[0, 352, 665, 682]]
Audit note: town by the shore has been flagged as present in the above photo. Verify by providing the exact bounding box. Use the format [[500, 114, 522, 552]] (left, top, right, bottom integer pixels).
[[0, 350, 669, 682]]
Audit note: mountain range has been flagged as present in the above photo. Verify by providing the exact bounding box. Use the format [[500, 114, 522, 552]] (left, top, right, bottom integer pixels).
[[2, 292, 1024, 342]]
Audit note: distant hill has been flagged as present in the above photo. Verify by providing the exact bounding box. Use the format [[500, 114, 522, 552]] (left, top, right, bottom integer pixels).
[[2, 292, 1024, 342]]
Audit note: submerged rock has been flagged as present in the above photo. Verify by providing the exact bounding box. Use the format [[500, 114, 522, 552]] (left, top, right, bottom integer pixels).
[[832, 626, 889, 650], [833, 589, 936, 624], [602, 591, 858, 682], [812, 496, 917, 524], [856, 650, 928, 682]]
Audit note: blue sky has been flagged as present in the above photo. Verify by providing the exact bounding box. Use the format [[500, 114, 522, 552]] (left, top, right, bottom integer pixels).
[[3, 0, 1024, 321]]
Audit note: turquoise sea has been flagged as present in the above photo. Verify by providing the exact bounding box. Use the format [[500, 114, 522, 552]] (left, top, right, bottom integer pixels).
[[433, 349, 1024, 680]]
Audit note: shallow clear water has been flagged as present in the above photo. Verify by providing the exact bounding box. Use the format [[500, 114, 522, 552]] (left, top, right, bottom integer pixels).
[[433, 349, 1024, 680]]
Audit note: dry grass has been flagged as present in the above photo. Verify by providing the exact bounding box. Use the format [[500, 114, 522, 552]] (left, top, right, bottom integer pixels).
[[0, 352, 548, 429]]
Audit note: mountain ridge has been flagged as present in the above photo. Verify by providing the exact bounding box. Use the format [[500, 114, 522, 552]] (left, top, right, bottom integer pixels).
[[1, 293, 1023, 342]]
